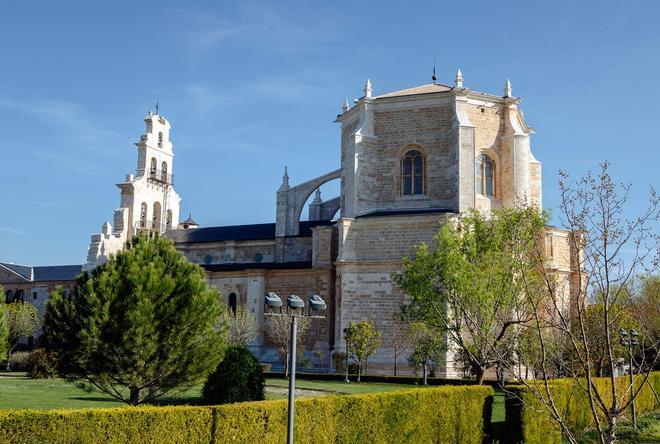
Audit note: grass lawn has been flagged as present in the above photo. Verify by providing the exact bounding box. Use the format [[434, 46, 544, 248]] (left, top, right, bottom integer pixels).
[[0, 373, 432, 410]]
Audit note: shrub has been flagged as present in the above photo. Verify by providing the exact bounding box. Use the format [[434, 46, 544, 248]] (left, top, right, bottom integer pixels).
[[26, 349, 56, 379], [0, 385, 493, 443], [8, 351, 31, 371], [202, 346, 265, 404], [505, 372, 660, 443]]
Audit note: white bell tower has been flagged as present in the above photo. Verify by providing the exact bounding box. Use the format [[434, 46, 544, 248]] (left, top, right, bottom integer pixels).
[[85, 111, 182, 269]]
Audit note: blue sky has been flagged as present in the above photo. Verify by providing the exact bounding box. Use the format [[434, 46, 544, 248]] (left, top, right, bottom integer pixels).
[[1, 1, 658, 265]]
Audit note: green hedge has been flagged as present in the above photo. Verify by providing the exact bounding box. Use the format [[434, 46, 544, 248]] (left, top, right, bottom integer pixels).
[[0, 385, 493, 444], [505, 372, 660, 444]]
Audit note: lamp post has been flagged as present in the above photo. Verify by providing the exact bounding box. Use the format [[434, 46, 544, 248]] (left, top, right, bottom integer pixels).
[[619, 328, 638, 428], [264, 292, 326, 444], [343, 327, 350, 382]]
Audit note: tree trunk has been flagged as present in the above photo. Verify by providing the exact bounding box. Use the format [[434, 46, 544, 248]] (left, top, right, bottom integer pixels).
[[285, 353, 289, 378], [475, 366, 485, 385], [357, 362, 361, 382], [129, 388, 140, 406], [606, 416, 617, 444], [394, 356, 397, 376], [423, 362, 428, 386]]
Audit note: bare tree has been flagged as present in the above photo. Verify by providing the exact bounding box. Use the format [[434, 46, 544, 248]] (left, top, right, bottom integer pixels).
[[499, 162, 659, 443], [390, 315, 410, 376], [266, 315, 310, 377], [219, 304, 259, 346]]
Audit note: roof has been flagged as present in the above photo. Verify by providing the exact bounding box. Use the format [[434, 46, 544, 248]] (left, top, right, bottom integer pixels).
[[168, 220, 334, 244], [375, 83, 453, 99], [181, 213, 198, 225], [202, 261, 313, 272], [0, 263, 82, 282], [33, 265, 83, 282], [356, 208, 454, 219], [0, 263, 32, 280]]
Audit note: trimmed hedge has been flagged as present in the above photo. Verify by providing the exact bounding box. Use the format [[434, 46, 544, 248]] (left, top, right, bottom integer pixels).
[[505, 372, 660, 444], [0, 385, 493, 443], [264, 371, 503, 388]]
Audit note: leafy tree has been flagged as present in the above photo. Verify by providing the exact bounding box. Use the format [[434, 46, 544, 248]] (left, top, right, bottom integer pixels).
[[0, 289, 8, 363], [5, 301, 40, 370], [219, 304, 259, 346], [266, 314, 310, 377], [203, 345, 265, 404], [395, 207, 546, 384], [345, 320, 381, 382], [407, 321, 446, 385], [44, 233, 226, 405]]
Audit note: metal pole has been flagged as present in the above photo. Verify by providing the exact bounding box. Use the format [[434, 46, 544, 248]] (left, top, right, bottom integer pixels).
[[629, 345, 637, 428], [344, 336, 350, 382], [287, 315, 297, 444]]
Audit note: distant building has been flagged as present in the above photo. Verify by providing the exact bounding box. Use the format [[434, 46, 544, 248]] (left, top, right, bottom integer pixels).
[[1, 73, 581, 376]]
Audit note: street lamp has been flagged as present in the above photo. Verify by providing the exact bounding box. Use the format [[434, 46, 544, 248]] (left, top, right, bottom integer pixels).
[[264, 292, 326, 444], [619, 328, 639, 428]]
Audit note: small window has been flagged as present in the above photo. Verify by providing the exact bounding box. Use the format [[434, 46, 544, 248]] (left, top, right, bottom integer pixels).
[[477, 154, 495, 197], [402, 150, 424, 196], [33, 291, 38, 300], [5, 290, 12, 303], [140, 202, 148, 228], [161, 162, 168, 182], [150, 157, 157, 174], [158, 132, 163, 148], [228, 293, 237, 315]]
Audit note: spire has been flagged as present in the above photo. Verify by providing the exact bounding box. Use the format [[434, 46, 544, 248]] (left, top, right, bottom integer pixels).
[[432, 53, 437, 83], [504, 78, 512, 98], [279, 166, 290, 190], [342, 98, 350, 112], [455, 69, 463, 88], [312, 188, 322, 204], [364, 79, 372, 98]]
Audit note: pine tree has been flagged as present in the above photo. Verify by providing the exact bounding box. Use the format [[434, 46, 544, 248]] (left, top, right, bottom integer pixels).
[[44, 233, 226, 405]]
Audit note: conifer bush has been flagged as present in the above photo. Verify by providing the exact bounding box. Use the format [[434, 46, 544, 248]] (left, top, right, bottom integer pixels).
[[203, 345, 265, 404]]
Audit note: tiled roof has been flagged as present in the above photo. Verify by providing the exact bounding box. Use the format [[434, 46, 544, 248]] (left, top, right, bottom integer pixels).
[[33, 265, 82, 282], [0, 263, 82, 282], [0, 263, 32, 280], [167, 220, 334, 244], [375, 83, 453, 99]]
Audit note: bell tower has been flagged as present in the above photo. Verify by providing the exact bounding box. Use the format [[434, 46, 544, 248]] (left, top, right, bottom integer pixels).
[[85, 111, 182, 269]]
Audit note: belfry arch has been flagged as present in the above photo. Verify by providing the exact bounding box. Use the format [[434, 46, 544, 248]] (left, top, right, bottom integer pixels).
[[276, 168, 341, 237]]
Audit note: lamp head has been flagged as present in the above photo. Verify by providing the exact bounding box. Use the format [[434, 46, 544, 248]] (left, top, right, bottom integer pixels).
[[309, 294, 326, 311], [265, 292, 282, 308], [287, 294, 305, 310]]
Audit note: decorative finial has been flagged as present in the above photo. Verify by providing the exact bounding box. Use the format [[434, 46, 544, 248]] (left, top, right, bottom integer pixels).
[[280, 166, 290, 190], [364, 79, 372, 98], [455, 69, 463, 88], [504, 78, 512, 98], [342, 98, 350, 112], [312, 188, 322, 203], [155, 94, 160, 116], [432, 52, 437, 83]]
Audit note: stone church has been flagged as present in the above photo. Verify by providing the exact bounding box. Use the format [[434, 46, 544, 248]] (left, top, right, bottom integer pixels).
[[2, 72, 580, 375]]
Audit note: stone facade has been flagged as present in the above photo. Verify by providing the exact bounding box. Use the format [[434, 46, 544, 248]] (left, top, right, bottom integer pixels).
[[1, 74, 580, 376], [85, 113, 181, 269]]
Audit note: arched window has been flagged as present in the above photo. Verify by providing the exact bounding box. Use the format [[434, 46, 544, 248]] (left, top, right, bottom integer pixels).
[[161, 161, 168, 182], [140, 202, 148, 228], [5, 290, 12, 304], [16, 289, 24, 302], [477, 154, 495, 197], [152, 202, 162, 231], [228, 293, 237, 315], [158, 132, 163, 148], [150, 157, 157, 174], [402, 150, 424, 195]]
